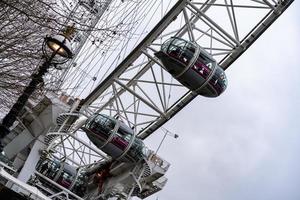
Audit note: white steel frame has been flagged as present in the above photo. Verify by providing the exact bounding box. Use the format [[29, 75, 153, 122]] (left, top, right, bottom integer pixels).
[[40, 1, 293, 199], [76, 0, 293, 141], [45, 0, 294, 172]]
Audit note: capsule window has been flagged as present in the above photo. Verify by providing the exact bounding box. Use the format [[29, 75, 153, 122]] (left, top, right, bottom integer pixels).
[[118, 123, 133, 136], [198, 53, 213, 65], [166, 38, 196, 65], [128, 138, 145, 160], [161, 38, 172, 53], [94, 115, 115, 132]]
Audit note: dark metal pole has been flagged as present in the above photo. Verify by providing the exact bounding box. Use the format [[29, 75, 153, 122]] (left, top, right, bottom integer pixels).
[[0, 52, 56, 141]]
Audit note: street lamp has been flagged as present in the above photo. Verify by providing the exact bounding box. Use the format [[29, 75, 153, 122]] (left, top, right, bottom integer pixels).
[[155, 128, 179, 154], [0, 34, 73, 146], [44, 35, 73, 62]]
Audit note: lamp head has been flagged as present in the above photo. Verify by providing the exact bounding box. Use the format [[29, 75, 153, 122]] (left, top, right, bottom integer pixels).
[[43, 34, 73, 64], [45, 35, 73, 58]]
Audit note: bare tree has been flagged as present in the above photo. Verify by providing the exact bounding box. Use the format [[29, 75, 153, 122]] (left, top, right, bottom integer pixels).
[[0, 0, 138, 117], [0, 0, 62, 115]]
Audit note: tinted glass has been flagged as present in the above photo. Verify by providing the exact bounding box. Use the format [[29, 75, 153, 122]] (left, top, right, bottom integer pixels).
[[161, 38, 172, 53], [198, 52, 213, 68], [128, 138, 145, 160], [118, 122, 133, 136], [87, 114, 116, 135], [165, 38, 196, 65]]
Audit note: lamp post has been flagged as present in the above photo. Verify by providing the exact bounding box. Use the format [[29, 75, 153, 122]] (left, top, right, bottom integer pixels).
[[155, 128, 179, 154], [0, 34, 73, 146]]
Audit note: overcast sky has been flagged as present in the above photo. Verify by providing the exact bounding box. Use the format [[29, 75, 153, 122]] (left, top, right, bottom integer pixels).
[[142, 1, 300, 200]]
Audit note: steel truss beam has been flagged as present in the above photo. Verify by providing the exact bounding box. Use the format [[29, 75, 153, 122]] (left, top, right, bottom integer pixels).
[[46, 131, 108, 166], [11, 1, 293, 199], [77, 0, 293, 140], [49, 0, 115, 89]]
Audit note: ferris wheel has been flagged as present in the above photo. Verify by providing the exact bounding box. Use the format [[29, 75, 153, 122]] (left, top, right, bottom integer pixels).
[[0, 0, 294, 200]]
